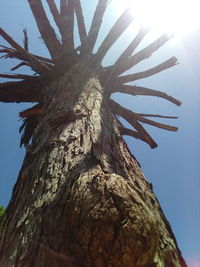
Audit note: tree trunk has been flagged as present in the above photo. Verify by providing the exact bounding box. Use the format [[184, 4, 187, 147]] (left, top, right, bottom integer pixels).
[[0, 59, 185, 267]]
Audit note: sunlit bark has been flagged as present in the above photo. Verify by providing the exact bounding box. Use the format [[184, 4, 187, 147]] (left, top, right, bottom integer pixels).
[[0, 61, 185, 266]]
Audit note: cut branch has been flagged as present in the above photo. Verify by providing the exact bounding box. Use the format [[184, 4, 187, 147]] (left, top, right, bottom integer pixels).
[[87, 0, 110, 52], [109, 99, 157, 148], [112, 27, 149, 74], [60, 0, 75, 51], [96, 8, 134, 62], [23, 29, 29, 51], [0, 45, 54, 64], [0, 73, 34, 80], [118, 57, 178, 84], [137, 114, 177, 119], [74, 0, 87, 51], [0, 28, 51, 76], [19, 103, 43, 118], [0, 78, 44, 103], [119, 126, 146, 141], [116, 33, 173, 75], [46, 0, 64, 36], [28, 0, 62, 60], [113, 84, 181, 106], [32, 55, 53, 64], [136, 116, 178, 131]]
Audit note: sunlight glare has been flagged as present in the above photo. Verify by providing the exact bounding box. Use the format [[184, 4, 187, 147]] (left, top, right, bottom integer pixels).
[[114, 0, 200, 37]]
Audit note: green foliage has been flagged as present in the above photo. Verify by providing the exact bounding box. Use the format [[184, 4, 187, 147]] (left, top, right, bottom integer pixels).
[[0, 206, 5, 235]]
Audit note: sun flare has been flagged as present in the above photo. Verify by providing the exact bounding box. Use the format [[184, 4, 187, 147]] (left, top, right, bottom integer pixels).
[[114, 0, 200, 37]]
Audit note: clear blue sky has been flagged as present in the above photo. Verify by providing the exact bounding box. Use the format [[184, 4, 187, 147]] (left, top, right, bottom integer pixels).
[[0, 1, 199, 266]]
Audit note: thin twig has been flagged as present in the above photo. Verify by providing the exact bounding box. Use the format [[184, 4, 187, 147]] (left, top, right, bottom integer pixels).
[[136, 116, 178, 131], [0, 28, 51, 76], [0, 45, 54, 64], [11, 62, 30, 71]]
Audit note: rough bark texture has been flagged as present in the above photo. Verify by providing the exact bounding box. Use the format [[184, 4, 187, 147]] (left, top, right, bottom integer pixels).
[[0, 59, 184, 266]]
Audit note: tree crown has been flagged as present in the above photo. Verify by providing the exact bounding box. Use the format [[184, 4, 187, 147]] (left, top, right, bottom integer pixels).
[[0, 0, 181, 148]]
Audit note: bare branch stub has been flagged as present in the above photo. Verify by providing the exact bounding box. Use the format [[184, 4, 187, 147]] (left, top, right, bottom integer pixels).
[[136, 113, 178, 119], [74, 0, 88, 52], [96, 8, 134, 62], [0, 78, 43, 103], [111, 26, 149, 75], [28, 0, 62, 60], [117, 57, 178, 84], [0, 45, 54, 65], [112, 84, 182, 106], [109, 99, 179, 147], [46, 0, 63, 36], [114, 33, 173, 76], [109, 99, 158, 148], [119, 126, 146, 142], [136, 116, 178, 132], [23, 29, 29, 51], [11, 62, 30, 72], [60, 0, 75, 52], [0, 27, 51, 76], [87, 0, 110, 53]]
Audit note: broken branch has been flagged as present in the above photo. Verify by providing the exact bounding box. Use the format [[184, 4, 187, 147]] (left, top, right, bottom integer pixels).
[[74, 0, 88, 51], [136, 116, 178, 131], [23, 29, 29, 51], [46, 0, 63, 35], [96, 8, 134, 62], [112, 84, 181, 106], [116, 33, 173, 75], [87, 0, 110, 52], [0, 28, 51, 76], [112, 26, 149, 75], [0, 45, 54, 64], [0, 78, 43, 103], [136, 113, 177, 119], [28, 0, 62, 60], [11, 62, 30, 71], [109, 99, 158, 148], [0, 73, 36, 80], [60, 0, 75, 51], [118, 57, 178, 84]]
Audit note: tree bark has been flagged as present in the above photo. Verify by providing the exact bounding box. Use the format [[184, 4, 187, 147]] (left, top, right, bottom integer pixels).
[[0, 58, 185, 267]]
